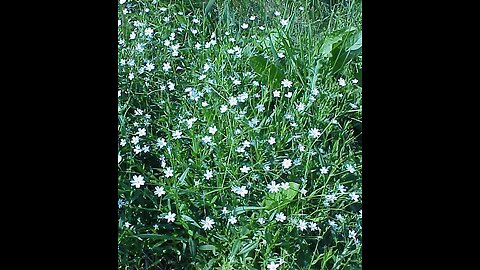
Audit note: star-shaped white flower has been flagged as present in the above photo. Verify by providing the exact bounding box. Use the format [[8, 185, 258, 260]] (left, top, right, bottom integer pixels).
[[200, 216, 215, 230], [281, 79, 292, 88], [154, 186, 166, 197], [267, 261, 280, 270], [240, 165, 250, 173], [267, 181, 280, 193], [164, 212, 176, 223], [164, 167, 174, 178], [282, 159, 292, 169], [204, 170, 213, 180], [130, 175, 145, 188]]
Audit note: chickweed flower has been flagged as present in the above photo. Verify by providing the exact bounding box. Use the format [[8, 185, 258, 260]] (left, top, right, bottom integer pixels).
[[164, 167, 174, 178], [200, 216, 215, 230], [130, 175, 145, 188], [154, 186, 166, 197], [240, 165, 250, 173], [275, 212, 286, 222], [282, 158, 292, 169], [267, 181, 280, 193], [281, 79, 293, 88], [165, 212, 176, 223]]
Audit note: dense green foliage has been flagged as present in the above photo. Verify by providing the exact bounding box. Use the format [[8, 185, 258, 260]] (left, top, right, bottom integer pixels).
[[118, 0, 362, 269]]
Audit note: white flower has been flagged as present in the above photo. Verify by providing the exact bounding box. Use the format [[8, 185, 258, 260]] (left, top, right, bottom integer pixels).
[[281, 79, 293, 88], [144, 27, 154, 37], [320, 167, 329, 174], [237, 92, 248, 102], [249, 15, 256, 21], [233, 79, 241, 86], [352, 78, 358, 84], [229, 97, 238, 106], [335, 214, 345, 222], [228, 216, 238, 225], [240, 165, 250, 173], [282, 159, 292, 169], [205, 126, 217, 136], [164, 167, 174, 178], [202, 101, 209, 107], [296, 102, 306, 112], [274, 11, 281, 16], [284, 92, 292, 98], [309, 128, 321, 138], [328, 220, 338, 230], [241, 23, 249, 29], [297, 219, 308, 231], [349, 192, 360, 202], [280, 182, 290, 190], [200, 216, 215, 230], [145, 63, 155, 71], [308, 222, 319, 231], [325, 194, 336, 204], [172, 130, 182, 139], [165, 212, 176, 223], [267, 181, 280, 193], [349, 229, 357, 239], [204, 170, 213, 180], [346, 164, 356, 173], [192, 18, 200, 24], [201, 135, 212, 144], [221, 207, 229, 215], [128, 72, 134, 80], [273, 90, 281, 97], [275, 212, 286, 222], [130, 175, 145, 188], [268, 137, 276, 145], [233, 185, 248, 197], [267, 261, 280, 270], [338, 184, 346, 193], [257, 217, 265, 225], [137, 128, 146, 137], [156, 138, 167, 149], [129, 31, 136, 40], [120, 139, 127, 147], [280, 19, 289, 26], [338, 77, 346, 86], [154, 186, 166, 197], [256, 104, 265, 112], [120, 0, 126, 4], [163, 62, 171, 72], [220, 105, 228, 113], [299, 187, 307, 196]]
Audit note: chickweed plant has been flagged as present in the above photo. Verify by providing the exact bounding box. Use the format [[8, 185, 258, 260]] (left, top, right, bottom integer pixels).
[[118, 0, 362, 269]]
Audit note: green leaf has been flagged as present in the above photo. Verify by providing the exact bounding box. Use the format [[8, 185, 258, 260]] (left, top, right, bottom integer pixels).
[[263, 182, 300, 209], [181, 214, 201, 228], [348, 31, 362, 52], [320, 35, 343, 58], [198, 244, 217, 255], [188, 237, 196, 258], [232, 206, 266, 215], [178, 167, 189, 186], [238, 241, 258, 255], [228, 239, 242, 259], [205, 0, 215, 15], [249, 55, 284, 88], [136, 234, 186, 241]]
